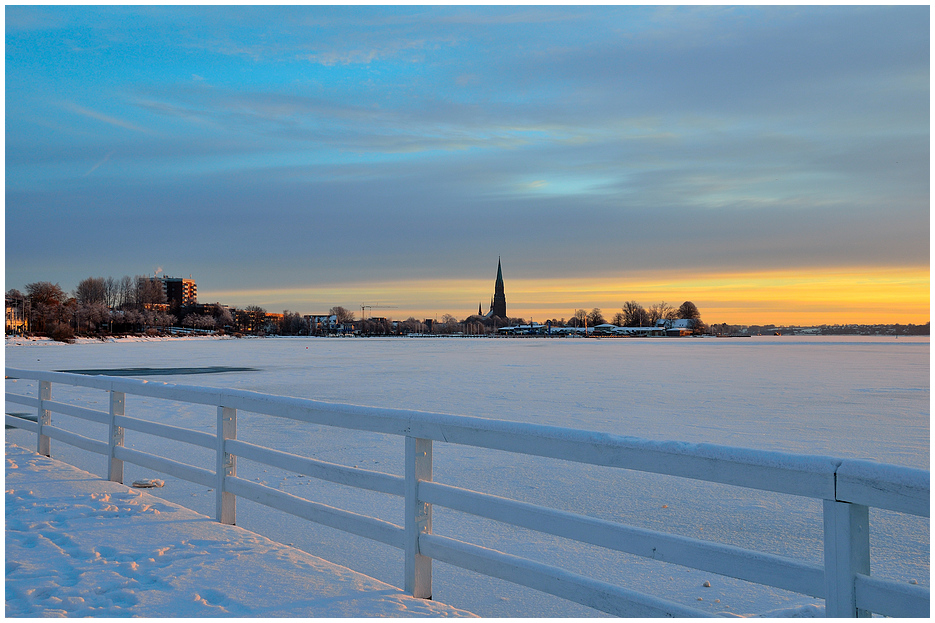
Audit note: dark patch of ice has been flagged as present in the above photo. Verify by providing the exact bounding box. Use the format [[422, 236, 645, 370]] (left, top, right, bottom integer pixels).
[[57, 367, 258, 376]]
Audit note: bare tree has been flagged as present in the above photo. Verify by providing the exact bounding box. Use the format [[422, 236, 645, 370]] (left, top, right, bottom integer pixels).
[[244, 305, 266, 334], [104, 277, 120, 308], [77, 301, 110, 334], [26, 281, 66, 307], [200, 315, 217, 330], [112, 308, 141, 333], [281, 311, 306, 335], [648, 301, 676, 324], [329, 306, 355, 324], [140, 308, 156, 330], [568, 309, 587, 328], [135, 276, 166, 309], [183, 314, 216, 331], [362, 317, 393, 336], [26, 282, 67, 334], [215, 307, 233, 330], [156, 311, 175, 329], [75, 277, 107, 306], [399, 317, 425, 335], [587, 308, 605, 326], [622, 301, 650, 327], [117, 276, 134, 309]]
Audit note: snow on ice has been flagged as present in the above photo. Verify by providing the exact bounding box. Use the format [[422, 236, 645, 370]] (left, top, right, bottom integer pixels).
[[4, 335, 929, 616]]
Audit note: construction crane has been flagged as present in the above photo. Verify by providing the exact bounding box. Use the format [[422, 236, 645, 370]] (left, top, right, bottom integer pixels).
[[361, 304, 397, 320]]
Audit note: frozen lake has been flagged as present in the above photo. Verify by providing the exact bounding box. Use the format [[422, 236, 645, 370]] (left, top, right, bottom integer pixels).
[[5, 335, 929, 616]]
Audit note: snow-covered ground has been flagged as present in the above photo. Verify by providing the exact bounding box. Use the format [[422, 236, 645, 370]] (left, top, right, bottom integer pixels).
[[5, 442, 475, 617], [5, 335, 929, 616]]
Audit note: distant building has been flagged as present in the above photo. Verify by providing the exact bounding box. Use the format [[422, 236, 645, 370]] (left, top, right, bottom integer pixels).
[[5, 294, 27, 335], [304, 314, 337, 333], [481, 258, 507, 319], [155, 276, 197, 312], [664, 318, 694, 337], [264, 312, 284, 333], [190, 302, 231, 317]]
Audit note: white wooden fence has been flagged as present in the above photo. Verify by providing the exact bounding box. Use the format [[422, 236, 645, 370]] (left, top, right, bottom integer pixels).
[[5, 367, 929, 618]]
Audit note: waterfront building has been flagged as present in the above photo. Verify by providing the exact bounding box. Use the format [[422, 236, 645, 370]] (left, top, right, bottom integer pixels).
[[155, 276, 197, 313], [5, 293, 27, 334]]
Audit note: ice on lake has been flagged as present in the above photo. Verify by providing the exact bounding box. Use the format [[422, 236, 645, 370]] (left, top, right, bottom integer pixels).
[[5, 335, 929, 617]]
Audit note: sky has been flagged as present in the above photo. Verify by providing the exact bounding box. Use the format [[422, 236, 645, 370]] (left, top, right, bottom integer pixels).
[[5, 5, 930, 325]]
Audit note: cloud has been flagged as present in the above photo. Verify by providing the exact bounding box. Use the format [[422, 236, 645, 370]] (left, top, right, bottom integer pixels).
[[5, 6, 928, 324], [83, 151, 114, 177], [63, 102, 150, 134], [5, 6, 70, 31]]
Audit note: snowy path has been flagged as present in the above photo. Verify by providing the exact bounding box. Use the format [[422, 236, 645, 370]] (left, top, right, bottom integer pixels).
[[4, 442, 476, 618]]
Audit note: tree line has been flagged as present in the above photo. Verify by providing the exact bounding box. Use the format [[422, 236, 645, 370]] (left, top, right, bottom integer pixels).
[[7, 277, 181, 341], [555, 301, 704, 330]]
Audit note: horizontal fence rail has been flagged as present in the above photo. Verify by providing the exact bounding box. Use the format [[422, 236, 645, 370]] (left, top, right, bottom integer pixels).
[[5, 367, 929, 618], [223, 476, 406, 549], [417, 480, 826, 598]]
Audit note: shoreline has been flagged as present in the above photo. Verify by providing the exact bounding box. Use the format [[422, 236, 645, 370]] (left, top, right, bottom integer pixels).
[[5, 333, 928, 348]]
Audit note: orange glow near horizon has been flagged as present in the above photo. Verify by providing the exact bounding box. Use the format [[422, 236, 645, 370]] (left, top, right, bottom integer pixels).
[[201, 265, 930, 327]]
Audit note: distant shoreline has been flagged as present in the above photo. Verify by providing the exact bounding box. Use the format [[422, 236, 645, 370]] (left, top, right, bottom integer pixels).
[[5, 333, 928, 348]]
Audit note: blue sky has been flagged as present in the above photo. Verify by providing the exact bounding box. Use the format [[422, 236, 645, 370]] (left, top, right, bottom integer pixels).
[[5, 6, 930, 323]]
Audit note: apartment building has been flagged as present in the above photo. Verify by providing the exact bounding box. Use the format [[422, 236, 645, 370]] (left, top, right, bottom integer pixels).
[[157, 276, 197, 311]]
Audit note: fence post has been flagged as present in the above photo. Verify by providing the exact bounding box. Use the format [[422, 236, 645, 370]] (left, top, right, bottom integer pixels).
[[108, 390, 125, 482], [405, 436, 433, 598], [37, 381, 51, 457], [216, 406, 237, 525], [823, 499, 871, 617]]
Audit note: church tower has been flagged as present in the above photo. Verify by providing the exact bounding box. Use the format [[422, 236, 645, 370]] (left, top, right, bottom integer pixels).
[[491, 257, 507, 318]]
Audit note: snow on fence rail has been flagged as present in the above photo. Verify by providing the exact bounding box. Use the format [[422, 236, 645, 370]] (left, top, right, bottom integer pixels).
[[4, 367, 929, 618]]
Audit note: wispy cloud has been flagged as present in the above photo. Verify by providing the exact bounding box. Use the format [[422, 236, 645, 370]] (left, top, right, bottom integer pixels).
[[296, 36, 432, 66], [83, 150, 114, 177], [63, 102, 150, 133]]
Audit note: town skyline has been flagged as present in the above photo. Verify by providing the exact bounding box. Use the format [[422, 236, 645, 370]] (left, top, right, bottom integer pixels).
[[6, 262, 929, 328], [6, 6, 929, 326]]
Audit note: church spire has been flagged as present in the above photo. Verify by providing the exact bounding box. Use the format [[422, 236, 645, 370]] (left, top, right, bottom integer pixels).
[[491, 257, 507, 318]]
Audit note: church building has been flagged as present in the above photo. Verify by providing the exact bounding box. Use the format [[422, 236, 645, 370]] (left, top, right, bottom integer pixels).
[[479, 258, 507, 319]]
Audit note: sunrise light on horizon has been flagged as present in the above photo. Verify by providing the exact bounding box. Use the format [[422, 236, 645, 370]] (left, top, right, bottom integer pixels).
[[197, 264, 929, 327]]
